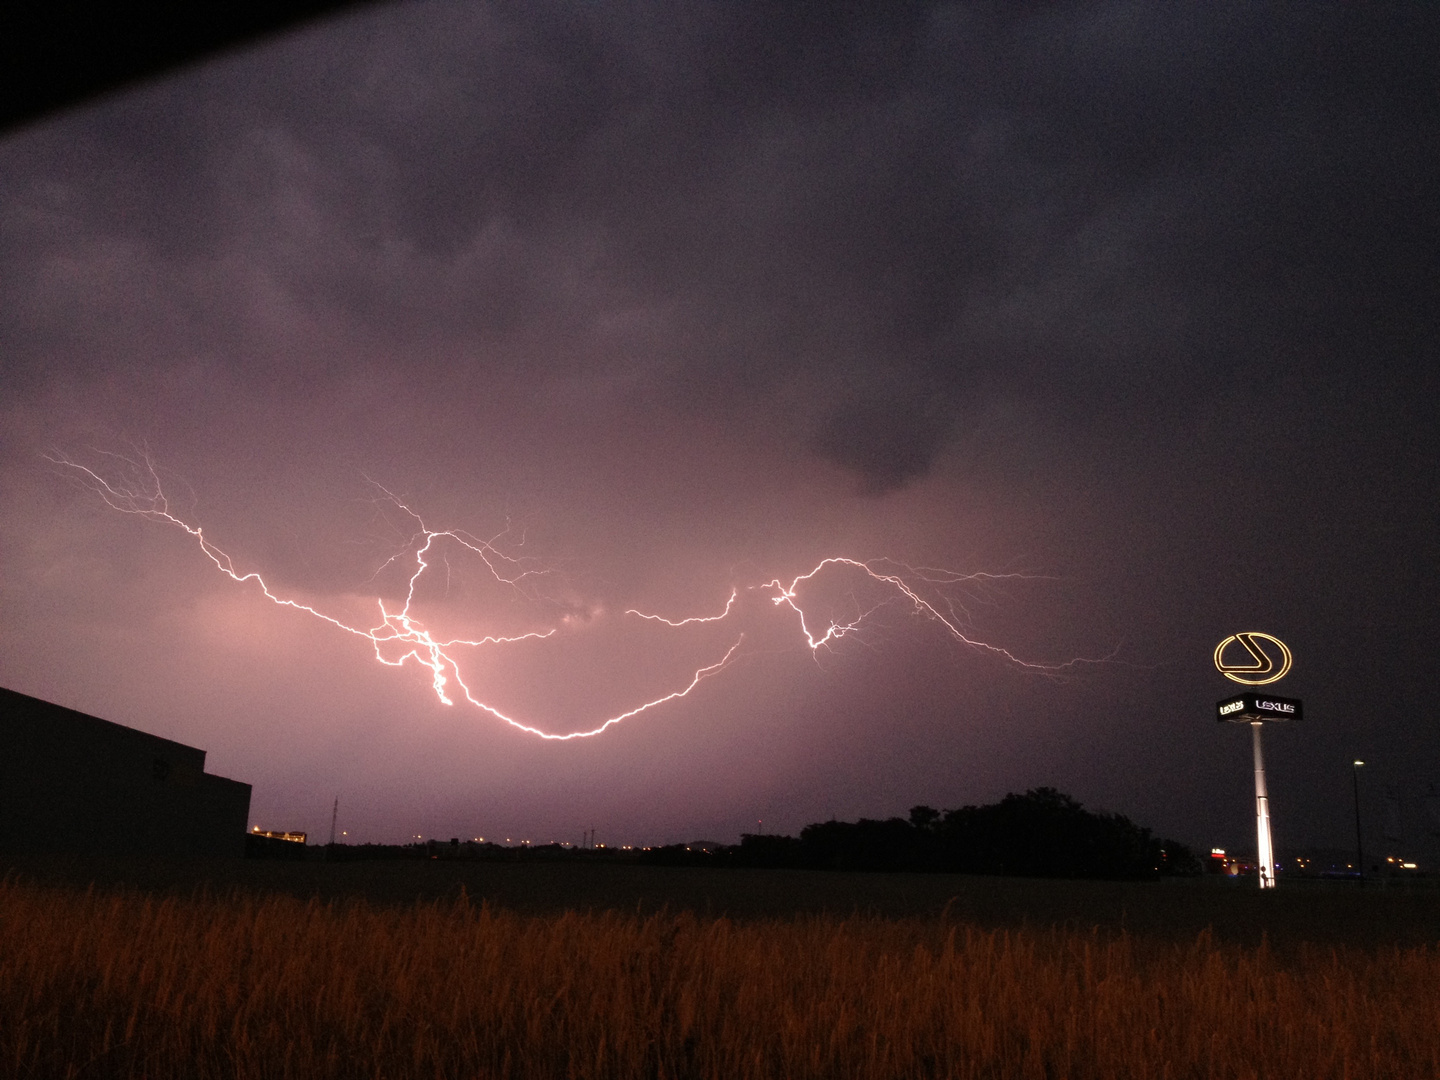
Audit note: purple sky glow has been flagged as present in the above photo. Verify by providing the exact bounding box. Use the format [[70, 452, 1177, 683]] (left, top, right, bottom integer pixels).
[[1, 3, 1436, 854]]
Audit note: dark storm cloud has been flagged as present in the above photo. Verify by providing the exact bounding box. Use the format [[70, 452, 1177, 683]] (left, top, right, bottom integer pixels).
[[6, 3, 1434, 482], [293, 2, 1440, 485], [812, 389, 954, 494]]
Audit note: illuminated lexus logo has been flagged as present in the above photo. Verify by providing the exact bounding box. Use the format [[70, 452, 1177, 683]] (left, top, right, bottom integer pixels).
[[1214, 632, 1292, 685]]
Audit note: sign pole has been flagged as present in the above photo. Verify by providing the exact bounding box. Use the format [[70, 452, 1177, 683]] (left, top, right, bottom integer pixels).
[[1215, 632, 1298, 892], [1251, 722, 1274, 888]]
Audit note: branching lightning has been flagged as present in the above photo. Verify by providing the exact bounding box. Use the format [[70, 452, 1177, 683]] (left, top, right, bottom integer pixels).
[[763, 558, 1068, 669], [625, 590, 739, 627], [51, 450, 1092, 739]]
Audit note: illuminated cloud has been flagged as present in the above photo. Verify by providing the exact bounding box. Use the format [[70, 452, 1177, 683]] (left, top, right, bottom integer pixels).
[[0, 2, 1435, 848]]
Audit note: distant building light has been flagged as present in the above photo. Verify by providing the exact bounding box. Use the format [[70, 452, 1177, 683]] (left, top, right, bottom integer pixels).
[[252, 829, 306, 844], [1210, 848, 1226, 857]]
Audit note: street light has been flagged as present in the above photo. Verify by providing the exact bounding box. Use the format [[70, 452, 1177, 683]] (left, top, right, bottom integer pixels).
[[1352, 760, 1365, 886]]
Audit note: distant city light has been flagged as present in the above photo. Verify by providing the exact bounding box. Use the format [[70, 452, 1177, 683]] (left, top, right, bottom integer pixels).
[[250, 828, 306, 843]]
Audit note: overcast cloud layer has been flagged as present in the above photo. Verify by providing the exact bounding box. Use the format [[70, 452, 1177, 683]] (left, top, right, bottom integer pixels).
[[2, 2, 1436, 855]]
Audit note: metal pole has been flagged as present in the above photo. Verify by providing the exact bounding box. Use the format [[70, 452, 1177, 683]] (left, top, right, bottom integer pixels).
[[1352, 760, 1365, 886], [1252, 722, 1275, 888], [325, 796, 338, 861]]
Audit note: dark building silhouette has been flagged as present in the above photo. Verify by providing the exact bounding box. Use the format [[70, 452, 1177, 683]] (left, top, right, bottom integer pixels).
[[0, 686, 251, 857]]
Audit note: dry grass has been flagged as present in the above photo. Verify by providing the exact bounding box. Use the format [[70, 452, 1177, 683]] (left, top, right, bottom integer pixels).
[[3, 875, 1438, 1079]]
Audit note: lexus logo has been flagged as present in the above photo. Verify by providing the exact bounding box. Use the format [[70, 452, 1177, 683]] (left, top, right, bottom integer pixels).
[[1214, 632, 1292, 685]]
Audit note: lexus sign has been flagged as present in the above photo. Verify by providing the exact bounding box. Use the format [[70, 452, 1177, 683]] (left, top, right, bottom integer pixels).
[[1216, 692, 1303, 724]]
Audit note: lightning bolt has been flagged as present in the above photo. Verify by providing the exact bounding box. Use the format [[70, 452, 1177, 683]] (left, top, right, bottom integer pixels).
[[761, 558, 1075, 670], [625, 589, 739, 626], [50, 449, 1092, 739]]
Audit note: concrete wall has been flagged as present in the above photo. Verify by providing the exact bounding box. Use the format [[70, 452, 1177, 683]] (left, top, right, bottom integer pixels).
[[0, 686, 251, 857]]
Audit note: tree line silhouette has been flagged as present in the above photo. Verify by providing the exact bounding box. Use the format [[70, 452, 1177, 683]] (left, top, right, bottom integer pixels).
[[643, 788, 1202, 880]]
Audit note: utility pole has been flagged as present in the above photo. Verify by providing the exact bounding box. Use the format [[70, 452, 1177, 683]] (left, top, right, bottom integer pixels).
[[328, 797, 338, 845]]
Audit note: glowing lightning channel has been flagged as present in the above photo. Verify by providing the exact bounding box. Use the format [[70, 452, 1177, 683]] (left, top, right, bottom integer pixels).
[[49, 450, 742, 740], [630, 561, 1086, 674], [761, 558, 1081, 672], [625, 589, 739, 626], [52, 450, 1096, 739]]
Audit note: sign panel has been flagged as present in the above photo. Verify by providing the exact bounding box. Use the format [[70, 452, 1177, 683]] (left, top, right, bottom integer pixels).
[[1214, 632, 1292, 685], [1216, 692, 1303, 723]]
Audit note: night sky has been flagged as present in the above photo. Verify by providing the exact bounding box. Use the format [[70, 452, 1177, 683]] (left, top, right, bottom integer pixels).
[[2, 3, 1436, 856]]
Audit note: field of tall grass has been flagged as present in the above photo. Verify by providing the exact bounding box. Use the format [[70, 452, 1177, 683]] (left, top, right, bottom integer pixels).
[[3, 874, 1437, 1079]]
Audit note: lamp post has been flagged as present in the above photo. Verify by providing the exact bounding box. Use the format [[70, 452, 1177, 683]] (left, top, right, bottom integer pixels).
[[1352, 760, 1365, 886]]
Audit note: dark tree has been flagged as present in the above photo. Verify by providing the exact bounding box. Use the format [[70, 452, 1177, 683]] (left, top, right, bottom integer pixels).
[[798, 817, 942, 872], [909, 805, 941, 832], [732, 832, 804, 869], [644, 789, 1189, 880], [937, 788, 1162, 880]]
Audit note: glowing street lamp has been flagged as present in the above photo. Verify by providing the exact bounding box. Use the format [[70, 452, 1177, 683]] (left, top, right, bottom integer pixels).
[[1352, 760, 1365, 885]]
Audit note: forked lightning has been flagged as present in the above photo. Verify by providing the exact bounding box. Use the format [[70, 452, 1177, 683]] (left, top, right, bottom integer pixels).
[[52, 450, 1089, 739]]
